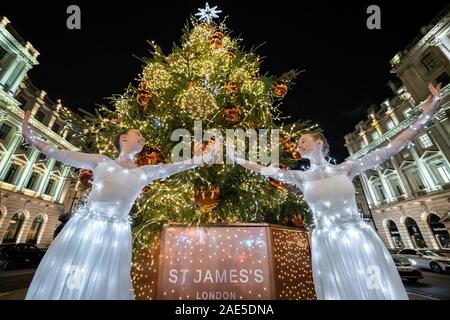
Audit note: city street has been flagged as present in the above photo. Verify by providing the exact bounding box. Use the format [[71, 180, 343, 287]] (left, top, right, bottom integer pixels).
[[0, 268, 449, 300]]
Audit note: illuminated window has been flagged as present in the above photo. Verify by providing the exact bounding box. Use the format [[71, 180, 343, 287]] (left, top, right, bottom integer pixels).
[[436, 166, 450, 184], [418, 134, 433, 149], [371, 131, 379, 141], [386, 120, 395, 130], [26, 215, 44, 244]]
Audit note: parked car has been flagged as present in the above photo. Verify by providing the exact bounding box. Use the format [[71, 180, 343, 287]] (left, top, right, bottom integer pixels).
[[392, 255, 423, 283], [398, 248, 450, 273], [0, 243, 46, 271]]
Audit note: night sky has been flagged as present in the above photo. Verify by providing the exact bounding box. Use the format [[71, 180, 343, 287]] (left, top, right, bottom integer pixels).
[[2, 0, 449, 161]]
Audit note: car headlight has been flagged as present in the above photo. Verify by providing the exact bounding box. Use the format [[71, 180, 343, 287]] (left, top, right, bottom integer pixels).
[[409, 260, 417, 265]]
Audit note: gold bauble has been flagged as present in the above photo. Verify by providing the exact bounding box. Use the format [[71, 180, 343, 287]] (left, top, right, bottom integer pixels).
[[227, 50, 235, 60], [272, 82, 288, 99], [195, 185, 221, 210], [282, 137, 297, 153], [136, 90, 153, 108], [224, 82, 239, 94], [223, 105, 241, 125], [291, 214, 304, 228], [209, 31, 224, 49], [136, 145, 165, 166], [79, 169, 93, 189]]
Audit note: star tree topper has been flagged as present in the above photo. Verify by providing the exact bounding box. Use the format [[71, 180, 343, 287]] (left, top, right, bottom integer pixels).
[[195, 2, 222, 24]]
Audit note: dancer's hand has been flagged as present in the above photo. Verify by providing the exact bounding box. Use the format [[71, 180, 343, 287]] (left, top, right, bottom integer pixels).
[[422, 82, 442, 114]]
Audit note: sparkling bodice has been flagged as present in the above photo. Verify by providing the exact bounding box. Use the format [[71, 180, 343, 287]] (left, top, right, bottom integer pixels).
[[86, 159, 148, 217]]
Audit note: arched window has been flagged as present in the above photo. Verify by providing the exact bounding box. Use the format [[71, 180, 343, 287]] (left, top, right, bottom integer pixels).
[[427, 213, 450, 249], [1, 211, 25, 244], [26, 215, 44, 244], [387, 220, 404, 249], [405, 217, 427, 248]]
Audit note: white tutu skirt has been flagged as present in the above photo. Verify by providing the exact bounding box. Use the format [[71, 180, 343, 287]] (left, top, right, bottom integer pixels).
[[311, 220, 408, 300], [25, 208, 134, 300]]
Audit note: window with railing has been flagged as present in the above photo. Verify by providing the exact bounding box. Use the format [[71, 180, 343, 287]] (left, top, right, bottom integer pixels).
[[386, 120, 396, 130], [371, 131, 379, 141]]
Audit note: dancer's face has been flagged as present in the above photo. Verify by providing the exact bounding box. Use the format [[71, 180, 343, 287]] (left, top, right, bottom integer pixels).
[[297, 134, 323, 158], [121, 129, 145, 154]]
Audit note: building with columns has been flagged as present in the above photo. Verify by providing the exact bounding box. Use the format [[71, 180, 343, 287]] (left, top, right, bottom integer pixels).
[[345, 6, 450, 252], [0, 16, 80, 248]]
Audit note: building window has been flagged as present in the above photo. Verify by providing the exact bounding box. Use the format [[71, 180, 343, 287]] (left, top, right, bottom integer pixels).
[[0, 123, 12, 140], [2, 163, 19, 184], [388, 175, 404, 196], [26, 215, 44, 244], [44, 179, 56, 196], [51, 122, 60, 133], [405, 168, 426, 191], [1, 211, 25, 244], [386, 120, 395, 130], [405, 217, 427, 248], [371, 131, 379, 141], [418, 134, 433, 149], [436, 165, 450, 184], [428, 213, 450, 249], [34, 111, 45, 123], [387, 220, 404, 249], [421, 53, 439, 72], [17, 96, 28, 109], [25, 172, 39, 190]]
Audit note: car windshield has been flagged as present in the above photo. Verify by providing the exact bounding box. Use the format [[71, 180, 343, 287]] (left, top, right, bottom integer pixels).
[[420, 250, 445, 257]]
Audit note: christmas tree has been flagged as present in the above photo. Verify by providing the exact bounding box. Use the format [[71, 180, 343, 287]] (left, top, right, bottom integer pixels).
[[65, 8, 319, 247]]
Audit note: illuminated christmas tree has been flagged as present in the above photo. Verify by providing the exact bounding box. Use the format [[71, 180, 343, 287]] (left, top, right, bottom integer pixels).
[[65, 6, 319, 248]]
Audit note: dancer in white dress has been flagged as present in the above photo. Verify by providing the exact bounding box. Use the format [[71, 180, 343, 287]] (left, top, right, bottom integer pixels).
[[228, 83, 441, 299], [22, 110, 213, 299]]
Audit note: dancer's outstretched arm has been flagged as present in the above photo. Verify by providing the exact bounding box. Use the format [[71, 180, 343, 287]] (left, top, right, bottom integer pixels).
[[342, 83, 442, 178], [226, 141, 302, 186], [138, 141, 217, 182], [22, 110, 107, 170]]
